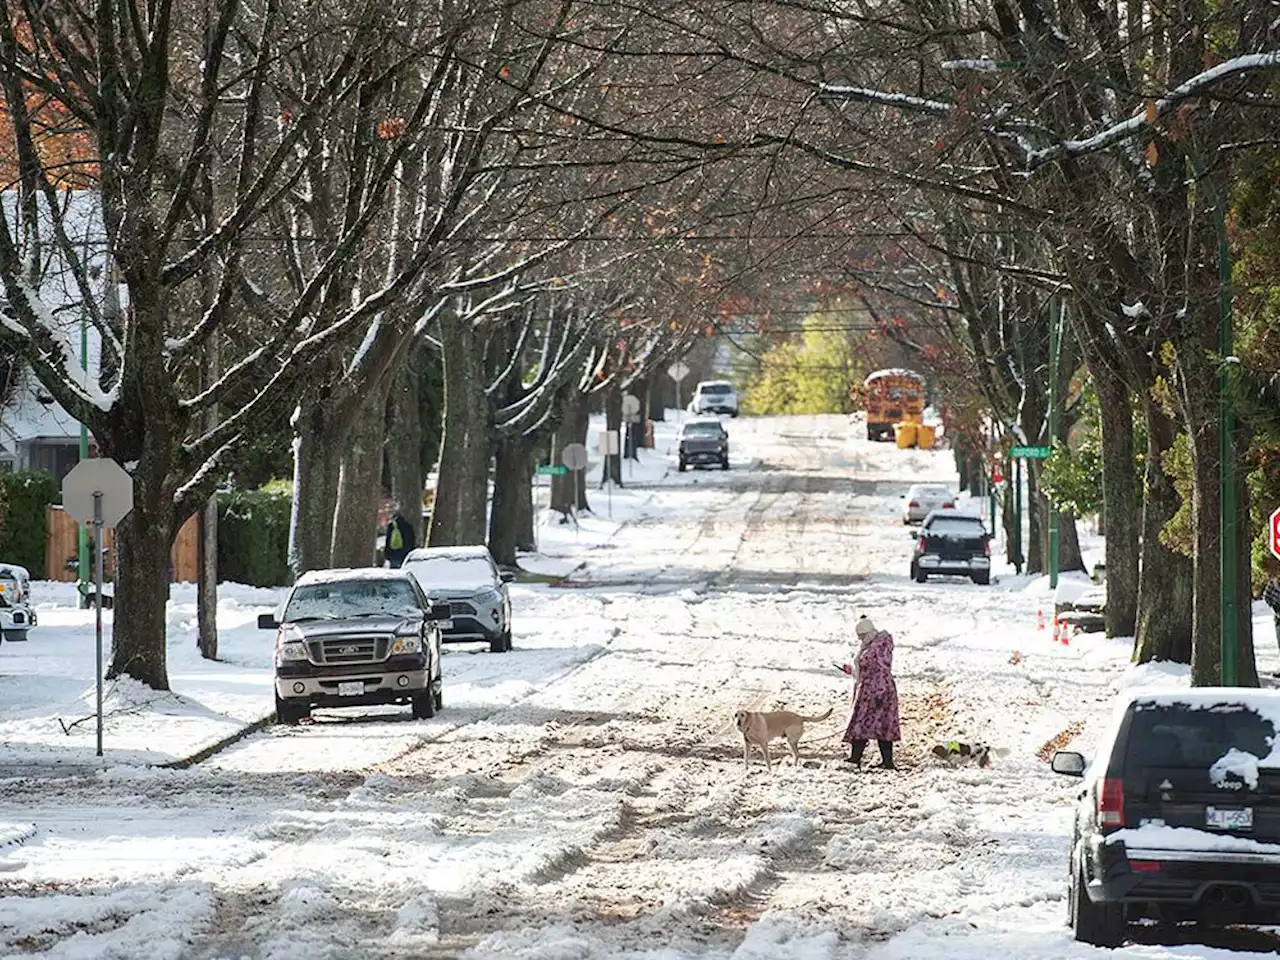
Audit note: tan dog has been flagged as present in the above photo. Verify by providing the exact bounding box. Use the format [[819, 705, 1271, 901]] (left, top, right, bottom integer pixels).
[[734, 707, 833, 772]]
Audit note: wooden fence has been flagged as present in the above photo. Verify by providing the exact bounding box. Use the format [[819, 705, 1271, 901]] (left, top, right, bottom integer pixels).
[[45, 506, 199, 582]]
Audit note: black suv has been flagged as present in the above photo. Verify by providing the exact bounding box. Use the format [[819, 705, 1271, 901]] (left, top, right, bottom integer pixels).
[[678, 419, 730, 472], [909, 511, 991, 584], [1053, 689, 1280, 947]]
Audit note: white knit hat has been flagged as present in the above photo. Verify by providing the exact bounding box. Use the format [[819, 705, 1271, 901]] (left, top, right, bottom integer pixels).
[[856, 617, 876, 639]]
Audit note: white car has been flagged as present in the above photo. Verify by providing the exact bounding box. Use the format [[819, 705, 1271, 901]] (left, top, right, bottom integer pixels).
[[0, 562, 35, 644], [902, 484, 955, 524], [690, 380, 739, 417]]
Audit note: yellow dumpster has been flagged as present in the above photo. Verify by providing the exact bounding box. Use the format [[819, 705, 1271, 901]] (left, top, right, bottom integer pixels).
[[916, 424, 936, 450], [894, 422, 917, 449]]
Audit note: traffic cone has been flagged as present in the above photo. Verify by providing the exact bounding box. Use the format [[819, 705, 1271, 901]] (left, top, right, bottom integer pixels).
[[1037, 608, 1045, 631], [1052, 614, 1060, 644]]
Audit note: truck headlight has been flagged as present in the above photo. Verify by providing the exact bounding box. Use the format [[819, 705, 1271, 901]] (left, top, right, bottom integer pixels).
[[472, 588, 500, 605], [279, 641, 308, 661], [390, 636, 422, 655]]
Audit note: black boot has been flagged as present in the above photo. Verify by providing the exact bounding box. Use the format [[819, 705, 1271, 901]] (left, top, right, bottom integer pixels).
[[877, 741, 896, 770], [845, 739, 868, 766]]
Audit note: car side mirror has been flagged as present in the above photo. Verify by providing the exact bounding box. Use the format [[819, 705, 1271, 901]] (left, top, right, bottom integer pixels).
[[257, 613, 278, 630], [1051, 751, 1087, 777], [500, 572, 516, 584], [429, 603, 453, 621]]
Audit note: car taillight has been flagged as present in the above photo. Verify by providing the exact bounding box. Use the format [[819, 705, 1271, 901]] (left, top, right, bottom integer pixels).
[[915, 537, 925, 554], [942, 500, 954, 508], [1128, 859, 1161, 873], [984, 539, 991, 557], [1098, 778, 1125, 827], [908, 500, 920, 508]]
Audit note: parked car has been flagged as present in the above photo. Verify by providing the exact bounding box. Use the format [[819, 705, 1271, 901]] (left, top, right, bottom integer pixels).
[[909, 511, 991, 584], [402, 545, 514, 653], [0, 562, 35, 644], [1053, 688, 1280, 947], [902, 484, 955, 524], [678, 419, 730, 472], [690, 380, 739, 417], [259, 568, 449, 724]]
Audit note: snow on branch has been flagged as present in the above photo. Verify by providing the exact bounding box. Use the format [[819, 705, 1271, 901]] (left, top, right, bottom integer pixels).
[[1028, 51, 1280, 167], [818, 84, 953, 116]]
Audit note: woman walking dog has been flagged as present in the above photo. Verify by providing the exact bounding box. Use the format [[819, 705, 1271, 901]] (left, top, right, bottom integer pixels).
[[837, 616, 901, 769]]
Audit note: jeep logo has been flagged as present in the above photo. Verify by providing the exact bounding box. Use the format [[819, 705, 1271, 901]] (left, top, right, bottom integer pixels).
[[1218, 780, 1244, 790]]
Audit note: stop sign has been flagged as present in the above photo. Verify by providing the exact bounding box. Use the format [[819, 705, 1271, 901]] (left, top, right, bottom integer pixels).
[[1271, 508, 1280, 561]]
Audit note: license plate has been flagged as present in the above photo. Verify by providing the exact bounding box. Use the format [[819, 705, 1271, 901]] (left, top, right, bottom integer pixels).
[[1206, 806, 1254, 830], [337, 681, 364, 697]]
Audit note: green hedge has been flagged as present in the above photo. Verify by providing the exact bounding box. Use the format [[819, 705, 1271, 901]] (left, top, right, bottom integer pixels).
[[217, 487, 293, 587], [0, 470, 59, 574]]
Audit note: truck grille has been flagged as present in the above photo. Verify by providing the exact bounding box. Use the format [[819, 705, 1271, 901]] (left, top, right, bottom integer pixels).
[[307, 635, 390, 665], [449, 601, 477, 617]]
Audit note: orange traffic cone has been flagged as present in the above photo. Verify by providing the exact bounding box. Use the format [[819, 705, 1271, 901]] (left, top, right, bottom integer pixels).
[[1052, 614, 1060, 644], [1037, 608, 1045, 631]]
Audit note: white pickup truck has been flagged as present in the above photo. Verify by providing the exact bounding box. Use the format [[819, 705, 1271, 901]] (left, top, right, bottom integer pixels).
[[0, 563, 36, 644]]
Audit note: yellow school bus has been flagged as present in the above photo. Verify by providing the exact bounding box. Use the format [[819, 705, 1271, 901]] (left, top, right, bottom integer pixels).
[[861, 369, 925, 441]]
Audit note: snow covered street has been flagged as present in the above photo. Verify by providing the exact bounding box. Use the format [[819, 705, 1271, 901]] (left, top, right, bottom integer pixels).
[[4, 416, 1279, 958]]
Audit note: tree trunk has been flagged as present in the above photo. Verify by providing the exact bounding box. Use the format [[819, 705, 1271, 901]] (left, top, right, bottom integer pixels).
[[289, 398, 343, 576], [108, 501, 175, 690], [647, 379, 666, 422], [490, 433, 533, 566], [196, 333, 219, 660], [601, 387, 623, 487], [551, 391, 590, 515], [1133, 404, 1194, 664], [387, 355, 425, 547], [1095, 366, 1139, 637], [634, 378, 654, 446], [428, 313, 490, 547], [1026, 465, 1044, 574], [1058, 513, 1088, 574], [330, 383, 390, 568]]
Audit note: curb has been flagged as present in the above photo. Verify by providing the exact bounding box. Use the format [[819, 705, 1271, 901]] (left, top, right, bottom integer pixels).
[[161, 713, 275, 770]]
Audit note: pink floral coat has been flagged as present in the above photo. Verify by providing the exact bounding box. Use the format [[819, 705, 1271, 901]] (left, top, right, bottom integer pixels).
[[840, 630, 901, 742]]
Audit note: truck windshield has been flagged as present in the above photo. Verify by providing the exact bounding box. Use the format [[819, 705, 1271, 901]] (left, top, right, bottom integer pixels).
[[284, 579, 421, 621]]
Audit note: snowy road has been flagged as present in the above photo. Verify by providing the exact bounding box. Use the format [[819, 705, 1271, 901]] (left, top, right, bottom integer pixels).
[[4, 417, 1274, 958]]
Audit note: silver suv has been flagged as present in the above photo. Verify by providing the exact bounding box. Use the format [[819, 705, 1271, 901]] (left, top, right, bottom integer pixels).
[[690, 380, 739, 417], [402, 546, 514, 653], [260, 568, 449, 724]]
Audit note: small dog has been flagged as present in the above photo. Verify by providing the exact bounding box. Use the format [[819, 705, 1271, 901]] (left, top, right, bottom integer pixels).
[[931, 740, 998, 767], [734, 707, 833, 772]]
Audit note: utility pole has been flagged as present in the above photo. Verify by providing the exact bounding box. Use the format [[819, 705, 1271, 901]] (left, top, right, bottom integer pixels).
[[1217, 190, 1238, 686], [1048, 294, 1062, 590]]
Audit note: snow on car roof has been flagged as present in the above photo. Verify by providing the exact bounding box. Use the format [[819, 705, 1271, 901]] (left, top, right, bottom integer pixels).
[[294, 567, 418, 586], [404, 545, 492, 561], [1122, 687, 1280, 709]]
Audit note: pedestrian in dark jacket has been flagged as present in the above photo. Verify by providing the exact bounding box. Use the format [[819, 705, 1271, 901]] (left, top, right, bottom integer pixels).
[[838, 616, 901, 769], [384, 505, 416, 569]]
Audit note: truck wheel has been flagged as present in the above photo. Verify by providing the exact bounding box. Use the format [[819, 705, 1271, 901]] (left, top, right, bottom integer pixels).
[[720, 457, 730, 471], [914, 569, 928, 584], [971, 571, 991, 585], [411, 690, 436, 719], [3, 629, 28, 643], [1071, 867, 1125, 947], [491, 630, 512, 654], [275, 695, 309, 726]]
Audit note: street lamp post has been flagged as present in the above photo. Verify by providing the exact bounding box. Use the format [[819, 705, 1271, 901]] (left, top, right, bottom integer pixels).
[[1217, 191, 1238, 686], [1048, 294, 1062, 590]]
